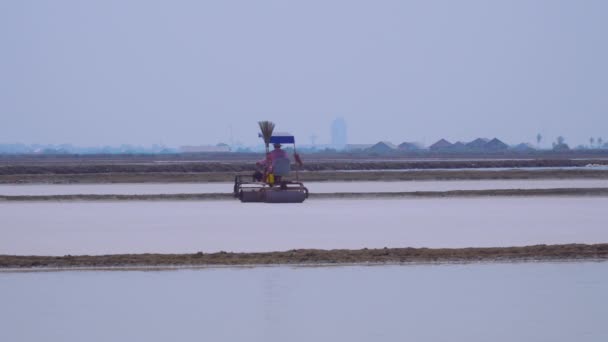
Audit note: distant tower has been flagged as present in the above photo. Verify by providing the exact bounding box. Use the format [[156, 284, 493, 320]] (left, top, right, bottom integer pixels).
[[310, 134, 318, 147], [330, 118, 347, 150]]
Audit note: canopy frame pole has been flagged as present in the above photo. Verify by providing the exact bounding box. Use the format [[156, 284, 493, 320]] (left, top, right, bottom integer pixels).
[[293, 142, 299, 181]]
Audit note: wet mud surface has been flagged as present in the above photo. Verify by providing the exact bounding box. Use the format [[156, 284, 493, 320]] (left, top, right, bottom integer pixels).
[[1, 187, 607, 201], [2, 244, 606, 269], [2, 169, 608, 184]]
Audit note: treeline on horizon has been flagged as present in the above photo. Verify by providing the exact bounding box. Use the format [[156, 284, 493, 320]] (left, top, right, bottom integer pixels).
[[1, 136, 607, 155], [0, 144, 608, 156]]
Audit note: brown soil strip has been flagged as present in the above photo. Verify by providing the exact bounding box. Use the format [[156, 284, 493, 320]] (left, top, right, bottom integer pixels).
[[2, 169, 608, 184], [311, 188, 608, 198], [0, 193, 234, 201], [2, 244, 607, 269], [1, 188, 608, 202], [2, 159, 608, 175]]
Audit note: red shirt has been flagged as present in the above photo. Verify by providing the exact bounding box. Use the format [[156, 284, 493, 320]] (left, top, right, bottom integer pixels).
[[257, 148, 289, 171], [269, 148, 289, 161]]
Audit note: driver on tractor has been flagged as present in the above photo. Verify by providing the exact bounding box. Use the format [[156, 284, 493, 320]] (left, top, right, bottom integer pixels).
[[254, 143, 292, 185]]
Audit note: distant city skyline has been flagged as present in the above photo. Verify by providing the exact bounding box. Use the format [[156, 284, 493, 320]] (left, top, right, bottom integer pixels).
[[2, 1, 607, 147], [1, 126, 602, 150], [330, 118, 348, 149], [2, 133, 607, 155]]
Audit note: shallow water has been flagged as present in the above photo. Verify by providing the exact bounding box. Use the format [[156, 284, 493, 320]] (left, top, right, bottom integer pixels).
[[317, 165, 608, 172], [1, 262, 607, 342], [2, 197, 606, 255], [1, 179, 606, 195]]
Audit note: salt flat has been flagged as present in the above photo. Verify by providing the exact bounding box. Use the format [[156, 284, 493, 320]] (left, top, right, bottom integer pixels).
[[1, 263, 607, 342], [1, 179, 606, 196], [1, 197, 606, 255]]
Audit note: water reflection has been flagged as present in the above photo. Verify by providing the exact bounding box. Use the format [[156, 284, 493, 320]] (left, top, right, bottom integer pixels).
[[2, 197, 607, 255], [1, 179, 607, 196], [3, 262, 606, 341]]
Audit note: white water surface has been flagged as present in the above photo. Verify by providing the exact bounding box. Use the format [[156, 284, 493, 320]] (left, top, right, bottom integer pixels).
[[1, 179, 607, 196], [1, 263, 607, 342], [315, 165, 608, 172], [1, 197, 606, 256]]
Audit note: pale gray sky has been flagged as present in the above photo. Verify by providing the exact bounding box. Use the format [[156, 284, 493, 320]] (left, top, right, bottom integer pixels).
[[1, 0, 607, 147]]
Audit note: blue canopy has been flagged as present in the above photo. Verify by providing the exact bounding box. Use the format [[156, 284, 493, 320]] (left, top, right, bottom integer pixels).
[[270, 133, 295, 144]]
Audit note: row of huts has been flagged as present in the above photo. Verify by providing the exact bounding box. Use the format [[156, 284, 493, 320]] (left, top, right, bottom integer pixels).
[[347, 138, 534, 153]]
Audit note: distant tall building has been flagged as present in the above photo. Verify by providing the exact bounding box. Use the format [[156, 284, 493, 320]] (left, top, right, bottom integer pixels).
[[331, 118, 347, 149]]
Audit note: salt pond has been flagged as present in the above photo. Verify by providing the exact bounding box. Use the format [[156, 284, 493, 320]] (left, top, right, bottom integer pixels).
[[1, 197, 606, 256], [1, 179, 606, 196], [319, 165, 608, 172], [1, 262, 607, 342]]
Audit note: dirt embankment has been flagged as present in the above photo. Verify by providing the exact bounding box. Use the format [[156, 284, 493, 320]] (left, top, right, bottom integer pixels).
[[2, 158, 608, 175], [2, 151, 608, 166], [2, 188, 608, 202], [2, 169, 608, 184], [2, 244, 606, 269]]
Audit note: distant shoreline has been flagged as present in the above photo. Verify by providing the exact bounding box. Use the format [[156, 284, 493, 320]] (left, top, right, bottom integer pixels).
[[2, 169, 608, 184], [2, 188, 608, 201], [2, 244, 606, 270], [2, 150, 608, 165], [3, 157, 608, 172], [3, 155, 608, 184]]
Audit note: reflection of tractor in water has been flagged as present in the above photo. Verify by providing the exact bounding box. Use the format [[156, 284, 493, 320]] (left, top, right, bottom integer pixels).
[[233, 121, 308, 203]]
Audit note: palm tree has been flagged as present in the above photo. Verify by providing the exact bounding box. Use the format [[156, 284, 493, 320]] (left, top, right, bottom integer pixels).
[[590, 137, 595, 148], [536, 133, 542, 148], [599, 137, 604, 149]]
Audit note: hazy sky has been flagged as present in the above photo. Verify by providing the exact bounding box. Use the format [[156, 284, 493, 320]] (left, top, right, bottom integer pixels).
[[1, 0, 606, 147]]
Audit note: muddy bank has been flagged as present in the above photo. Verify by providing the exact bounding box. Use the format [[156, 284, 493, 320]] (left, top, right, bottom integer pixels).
[[3, 152, 608, 166], [1, 188, 608, 201], [2, 158, 608, 175], [2, 244, 606, 269], [2, 169, 608, 184]]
